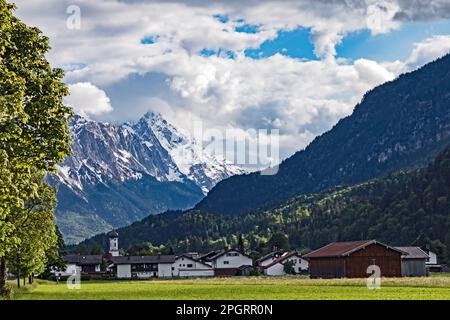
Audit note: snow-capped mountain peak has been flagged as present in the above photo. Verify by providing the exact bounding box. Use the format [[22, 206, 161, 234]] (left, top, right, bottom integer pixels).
[[134, 112, 245, 193], [56, 113, 244, 196]]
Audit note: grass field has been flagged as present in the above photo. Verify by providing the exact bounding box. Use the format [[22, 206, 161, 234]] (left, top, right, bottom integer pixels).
[[8, 275, 450, 300]]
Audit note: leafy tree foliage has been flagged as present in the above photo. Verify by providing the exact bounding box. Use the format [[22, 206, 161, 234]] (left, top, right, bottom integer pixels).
[[0, 1, 72, 297], [7, 174, 59, 285], [42, 226, 67, 279], [283, 260, 295, 275]]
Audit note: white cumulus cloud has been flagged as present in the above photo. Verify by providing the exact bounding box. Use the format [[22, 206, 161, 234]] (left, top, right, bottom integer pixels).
[[406, 35, 450, 70], [65, 82, 113, 117]]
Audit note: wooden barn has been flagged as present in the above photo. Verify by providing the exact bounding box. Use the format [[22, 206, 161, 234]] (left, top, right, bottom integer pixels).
[[303, 240, 403, 278], [395, 246, 429, 277]]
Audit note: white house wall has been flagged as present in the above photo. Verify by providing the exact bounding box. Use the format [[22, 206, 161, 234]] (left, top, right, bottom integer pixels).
[[214, 252, 253, 268], [54, 264, 79, 277], [117, 264, 132, 279], [427, 251, 438, 265], [173, 257, 213, 277], [158, 263, 173, 278], [265, 263, 285, 276], [264, 256, 309, 276]]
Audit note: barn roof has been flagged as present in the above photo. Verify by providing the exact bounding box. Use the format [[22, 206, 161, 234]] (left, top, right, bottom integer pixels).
[[394, 247, 429, 259], [112, 255, 176, 265], [303, 240, 404, 258]]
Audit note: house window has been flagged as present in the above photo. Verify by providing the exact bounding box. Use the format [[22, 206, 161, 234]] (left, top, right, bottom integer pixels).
[[187, 264, 193, 268], [223, 261, 230, 265]]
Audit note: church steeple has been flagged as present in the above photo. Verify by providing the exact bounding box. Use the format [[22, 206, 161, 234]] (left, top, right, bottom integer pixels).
[[108, 231, 119, 257]]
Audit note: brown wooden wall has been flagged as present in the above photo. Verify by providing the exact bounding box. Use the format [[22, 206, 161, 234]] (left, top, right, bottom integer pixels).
[[345, 243, 402, 278], [309, 258, 345, 278], [308, 243, 402, 278]]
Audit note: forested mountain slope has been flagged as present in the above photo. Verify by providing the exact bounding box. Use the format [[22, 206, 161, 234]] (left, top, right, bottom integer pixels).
[[79, 143, 450, 262], [196, 54, 450, 215]]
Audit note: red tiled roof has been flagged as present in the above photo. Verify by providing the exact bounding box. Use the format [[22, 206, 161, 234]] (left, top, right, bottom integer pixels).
[[303, 240, 403, 258]]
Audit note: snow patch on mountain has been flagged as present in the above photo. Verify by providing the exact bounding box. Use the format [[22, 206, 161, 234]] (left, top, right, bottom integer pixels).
[[56, 112, 244, 196]]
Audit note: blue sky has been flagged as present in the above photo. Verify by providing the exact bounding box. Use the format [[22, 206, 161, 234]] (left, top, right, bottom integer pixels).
[[337, 20, 450, 62], [211, 19, 450, 63]]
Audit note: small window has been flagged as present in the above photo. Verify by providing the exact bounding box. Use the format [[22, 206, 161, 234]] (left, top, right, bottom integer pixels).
[[187, 264, 193, 268], [223, 261, 230, 265]]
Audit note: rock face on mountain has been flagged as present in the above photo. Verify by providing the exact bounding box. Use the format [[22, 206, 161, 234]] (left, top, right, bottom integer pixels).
[[53, 112, 243, 244], [195, 53, 450, 215]]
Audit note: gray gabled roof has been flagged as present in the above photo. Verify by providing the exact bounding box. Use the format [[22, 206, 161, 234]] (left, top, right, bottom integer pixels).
[[395, 247, 429, 259], [64, 255, 103, 265], [255, 250, 284, 264], [112, 255, 176, 265], [202, 249, 252, 261], [175, 254, 213, 268]]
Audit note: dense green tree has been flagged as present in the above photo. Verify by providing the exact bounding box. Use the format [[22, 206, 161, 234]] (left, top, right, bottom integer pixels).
[[42, 226, 66, 279], [76, 244, 89, 256], [90, 242, 104, 255], [0, 1, 72, 297], [266, 233, 290, 252], [283, 260, 295, 275], [7, 173, 58, 287]]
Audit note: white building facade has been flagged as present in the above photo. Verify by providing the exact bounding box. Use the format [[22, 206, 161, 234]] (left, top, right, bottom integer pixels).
[[172, 255, 214, 277], [261, 252, 309, 276], [113, 255, 176, 279]]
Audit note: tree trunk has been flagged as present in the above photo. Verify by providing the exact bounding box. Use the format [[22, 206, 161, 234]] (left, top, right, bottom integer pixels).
[[0, 257, 7, 292], [23, 276, 25, 287], [16, 253, 20, 288], [28, 275, 32, 284]]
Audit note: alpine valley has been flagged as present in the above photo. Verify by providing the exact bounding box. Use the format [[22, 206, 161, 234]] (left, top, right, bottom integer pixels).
[[53, 112, 243, 244], [77, 54, 450, 264]]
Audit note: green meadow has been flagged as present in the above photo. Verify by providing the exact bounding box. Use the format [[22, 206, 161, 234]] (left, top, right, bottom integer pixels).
[[9, 275, 450, 300]]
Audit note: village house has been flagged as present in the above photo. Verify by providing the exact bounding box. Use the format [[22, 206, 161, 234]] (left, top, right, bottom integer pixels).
[[395, 246, 429, 277], [57, 254, 103, 276], [200, 249, 253, 276], [260, 252, 309, 276], [172, 254, 214, 277], [304, 240, 404, 278], [423, 249, 442, 272], [113, 255, 175, 279], [255, 250, 285, 267]]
